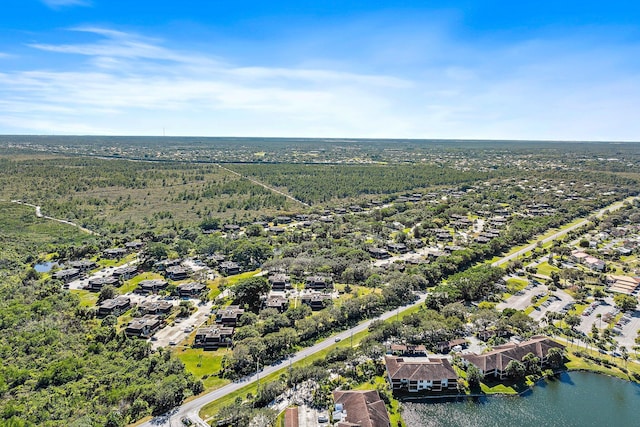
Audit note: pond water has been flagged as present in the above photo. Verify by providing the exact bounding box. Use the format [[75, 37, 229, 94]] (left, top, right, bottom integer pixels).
[[402, 372, 640, 427], [34, 262, 56, 272]]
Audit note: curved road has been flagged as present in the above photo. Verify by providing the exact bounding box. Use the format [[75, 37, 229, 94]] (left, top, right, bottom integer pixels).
[[492, 197, 636, 268], [140, 196, 636, 427], [139, 294, 426, 427]]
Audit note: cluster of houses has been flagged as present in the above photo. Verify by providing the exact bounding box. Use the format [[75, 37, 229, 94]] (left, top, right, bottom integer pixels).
[[570, 250, 606, 272], [384, 336, 564, 394], [193, 305, 245, 349]]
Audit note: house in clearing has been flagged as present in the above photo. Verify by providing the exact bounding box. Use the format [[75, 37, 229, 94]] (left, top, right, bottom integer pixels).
[[385, 356, 458, 393], [268, 273, 292, 291], [301, 293, 332, 310], [53, 268, 81, 283], [305, 275, 332, 290], [67, 260, 97, 271], [165, 265, 189, 281], [112, 265, 138, 281], [368, 247, 390, 259], [216, 305, 245, 326], [387, 344, 427, 356], [194, 325, 234, 349], [177, 282, 207, 297], [103, 248, 127, 259], [219, 261, 241, 275], [136, 279, 168, 294], [125, 315, 162, 338], [97, 296, 132, 317], [138, 300, 173, 315], [461, 336, 565, 379], [87, 276, 119, 291], [265, 295, 289, 312], [332, 390, 391, 427], [125, 241, 144, 251]]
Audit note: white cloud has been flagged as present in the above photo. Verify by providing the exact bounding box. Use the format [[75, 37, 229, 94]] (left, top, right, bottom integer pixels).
[[41, 0, 91, 9], [2, 26, 640, 140]]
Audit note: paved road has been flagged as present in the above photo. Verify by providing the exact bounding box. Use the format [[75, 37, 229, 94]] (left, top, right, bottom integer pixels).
[[140, 196, 637, 427], [492, 196, 636, 268], [138, 294, 427, 427]]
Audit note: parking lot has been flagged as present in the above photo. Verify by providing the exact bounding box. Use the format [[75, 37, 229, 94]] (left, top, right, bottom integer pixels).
[[612, 310, 640, 350], [497, 282, 547, 312], [152, 300, 214, 349], [576, 298, 614, 335], [529, 291, 574, 322]]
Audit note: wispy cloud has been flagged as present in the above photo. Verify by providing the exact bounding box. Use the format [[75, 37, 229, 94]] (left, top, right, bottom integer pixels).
[[2, 25, 640, 140], [41, 0, 91, 9]]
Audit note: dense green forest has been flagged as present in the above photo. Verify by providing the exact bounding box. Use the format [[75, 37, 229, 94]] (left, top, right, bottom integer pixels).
[[0, 204, 201, 426]]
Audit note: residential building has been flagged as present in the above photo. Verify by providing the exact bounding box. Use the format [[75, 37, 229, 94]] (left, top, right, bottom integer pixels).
[[165, 265, 189, 281], [385, 356, 458, 393], [125, 315, 162, 337], [265, 295, 289, 312], [268, 273, 291, 291], [305, 275, 332, 290], [461, 336, 565, 379], [387, 344, 427, 356], [139, 300, 173, 315], [87, 276, 119, 291], [103, 248, 127, 259], [112, 265, 138, 281], [219, 261, 241, 275], [332, 390, 391, 427], [177, 282, 207, 297], [125, 241, 144, 251], [136, 279, 168, 294], [97, 296, 132, 317], [53, 268, 81, 282], [216, 305, 245, 326], [301, 293, 332, 310], [67, 260, 97, 271], [194, 325, 234, 349], [368, 247, 390, 259]]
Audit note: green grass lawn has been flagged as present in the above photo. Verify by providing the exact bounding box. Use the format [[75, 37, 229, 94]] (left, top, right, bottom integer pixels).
[[71, 289, 98, 307], [176, 348, 231, 390], [564, 347, 640, 382], [97, 252, 137, 268], [536, 261, 559, 277], [120, 271, 165, 293]]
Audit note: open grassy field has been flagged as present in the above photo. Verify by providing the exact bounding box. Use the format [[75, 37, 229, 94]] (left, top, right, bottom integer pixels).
[[0, 157, 299, 233], [176, 347, 231, 390]]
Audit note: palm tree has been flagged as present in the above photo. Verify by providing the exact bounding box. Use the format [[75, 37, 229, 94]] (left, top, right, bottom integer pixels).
[[621, 346, 629, 369]]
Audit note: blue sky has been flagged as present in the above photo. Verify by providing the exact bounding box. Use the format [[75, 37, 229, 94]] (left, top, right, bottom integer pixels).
[[1, 1, 639, 140]]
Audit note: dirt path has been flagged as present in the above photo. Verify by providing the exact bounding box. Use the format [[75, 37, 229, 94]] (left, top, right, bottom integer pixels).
[[216, 164, 310, 207], [11, 200, 100, 236]]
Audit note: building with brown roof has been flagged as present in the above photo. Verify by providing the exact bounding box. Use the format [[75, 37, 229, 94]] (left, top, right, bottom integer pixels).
[[332, 390, 391, 427], [385, 356, 458, 393], [461, 336, 565, 379]]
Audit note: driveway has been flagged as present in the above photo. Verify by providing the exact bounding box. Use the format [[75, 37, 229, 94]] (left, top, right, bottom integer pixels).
[[298, 405, 327, 427], [152, 299, 214, 349]]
